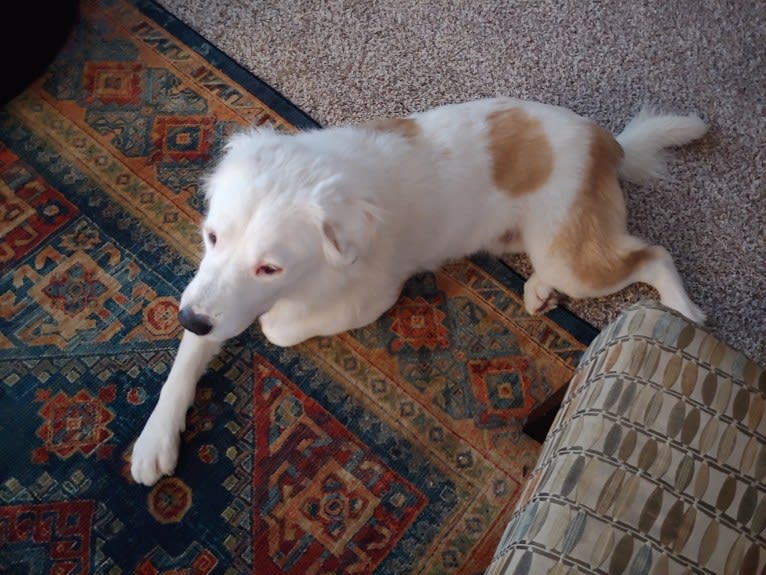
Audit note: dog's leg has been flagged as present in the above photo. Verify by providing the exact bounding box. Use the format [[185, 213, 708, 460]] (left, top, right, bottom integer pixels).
[[131, 331, 221, 485], [530, 240, 705, 324], [523, 272, 559, 315], [262, 288, 401, 346], [631, 246, 706, 323]]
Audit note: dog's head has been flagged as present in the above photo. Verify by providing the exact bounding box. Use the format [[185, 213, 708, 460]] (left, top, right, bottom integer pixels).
[[177, 131, 380, 342]]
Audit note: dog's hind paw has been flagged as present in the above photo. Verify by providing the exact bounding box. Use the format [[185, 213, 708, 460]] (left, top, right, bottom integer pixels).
[[130, 410, 182, 486], [523, 274, 559, 315]]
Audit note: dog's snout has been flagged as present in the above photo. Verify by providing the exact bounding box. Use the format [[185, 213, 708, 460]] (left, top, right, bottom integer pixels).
[[178, 307, 213, 336]]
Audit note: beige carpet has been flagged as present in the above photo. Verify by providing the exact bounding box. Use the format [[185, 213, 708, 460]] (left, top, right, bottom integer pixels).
[[157, 0, 765, 364]]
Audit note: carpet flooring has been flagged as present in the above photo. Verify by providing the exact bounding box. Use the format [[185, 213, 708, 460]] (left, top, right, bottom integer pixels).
[[0, 1, 596, 573], [156, 0, 766, 364]]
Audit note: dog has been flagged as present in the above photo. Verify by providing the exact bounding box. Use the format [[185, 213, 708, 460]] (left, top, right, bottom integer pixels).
[[130, 97, 707, 485]]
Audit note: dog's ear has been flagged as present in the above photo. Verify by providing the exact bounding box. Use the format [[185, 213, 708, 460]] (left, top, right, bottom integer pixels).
[[314, 178, 382, 267]]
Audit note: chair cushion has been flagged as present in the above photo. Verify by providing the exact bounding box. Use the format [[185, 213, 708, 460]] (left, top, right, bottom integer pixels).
[[486, 301, 766, 575]]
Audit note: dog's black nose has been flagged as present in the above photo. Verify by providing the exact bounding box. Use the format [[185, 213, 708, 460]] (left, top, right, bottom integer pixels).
[[178, 307, 213, 336]]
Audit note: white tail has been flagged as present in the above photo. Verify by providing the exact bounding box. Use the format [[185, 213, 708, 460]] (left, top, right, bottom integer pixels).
[[616, 108, 708, 184]]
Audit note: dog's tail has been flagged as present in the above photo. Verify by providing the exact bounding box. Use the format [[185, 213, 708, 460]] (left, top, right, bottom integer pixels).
[[616, 108, 707, 184]]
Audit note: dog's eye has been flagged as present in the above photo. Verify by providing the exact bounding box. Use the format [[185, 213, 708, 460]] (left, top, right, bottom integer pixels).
[[206, 231, 217, 246], [256, 264, 283, 277]]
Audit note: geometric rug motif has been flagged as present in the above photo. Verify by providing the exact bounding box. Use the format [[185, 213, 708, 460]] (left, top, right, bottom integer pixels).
[[0, 500, 96, 575], [0, 1, 597, 573], [253, 354, 427, 574]]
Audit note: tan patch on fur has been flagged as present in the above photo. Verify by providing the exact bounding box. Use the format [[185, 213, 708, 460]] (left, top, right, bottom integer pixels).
[[552, 124, 653, 290], [488, 108, 553, 196], [365, 117, 420, 141]]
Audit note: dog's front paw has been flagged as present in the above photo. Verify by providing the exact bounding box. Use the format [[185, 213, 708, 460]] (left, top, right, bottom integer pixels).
[[260, 315, 308, 347], [130, 410, 183, 486]]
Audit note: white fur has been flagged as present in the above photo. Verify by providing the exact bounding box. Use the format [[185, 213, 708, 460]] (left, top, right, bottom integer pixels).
[[131, 97, 706, 485], [617, 107, 708, 183]]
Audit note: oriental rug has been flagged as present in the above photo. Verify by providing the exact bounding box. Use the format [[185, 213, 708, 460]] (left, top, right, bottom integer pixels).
[[0, 1, 596, 573]]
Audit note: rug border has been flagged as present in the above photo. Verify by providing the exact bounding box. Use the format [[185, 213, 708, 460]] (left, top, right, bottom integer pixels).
[[132, 0, 320, 131], [133, 0, 599, 349], [470, 255, 598, 346]]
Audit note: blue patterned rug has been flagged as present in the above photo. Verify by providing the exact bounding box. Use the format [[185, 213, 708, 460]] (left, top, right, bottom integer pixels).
[[0, 1, 596, 573]]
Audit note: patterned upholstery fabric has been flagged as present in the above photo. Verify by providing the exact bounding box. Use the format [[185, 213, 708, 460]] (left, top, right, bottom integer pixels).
[[487, 300, 766, 575]]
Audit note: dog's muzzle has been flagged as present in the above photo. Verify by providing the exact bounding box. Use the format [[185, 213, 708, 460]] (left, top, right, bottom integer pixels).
[[178, 307, 213, 336]]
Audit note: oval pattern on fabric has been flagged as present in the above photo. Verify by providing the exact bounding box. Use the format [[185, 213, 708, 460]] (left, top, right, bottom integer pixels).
[[628, 544, 653, 575], [638, 438, 658, 472], [659, 499, 684, 546], [596, 467, 625, 515], [628, 308, 646, 334], [609, 534, 635, 575], [603, 424, 623, 457], [603, 378, 624, 411], [561, 455, 585, 497], [513, 550, 533, 575], [740, 436, 759, 476], [651, 443, 673, 479], [711, 340, 728, 366], [614, 475, 640, 521], [617, 380, 638, 416], [676, 324, 696, 349], [698, 521, 719, 566], [698, 333, 716, 362], [651, 554, 669, 575], [751, 496, 766, 534], [743, 359, 758, 386], [736, 485, 757, 525], [674, 454, 695, 492], [629, 386, 652, 423], [644, 390, 664, 427], [547, 506, 571, 551], [715, 475, 737, 513], [747, 393, 764, 429], [618, 428, 638, 462], [642, 346, 660, 380], [716, 424, 737, 464], [526, 500, 550, 540], [585, 417, 605, 450], [680, 409, 701, 445], [756, 444, 766, 481], [741, 544, 760, 575], [513, 500, 538, 541], [667, 400, 686, 438], [638, 486, 663, 533], [575, 459, 600, 504], [561, 511, 587, 554], [590, 527, 615, 568], [713, 376, 732, 413], [663, 355, 682, 389], [673, 506, 696, 554], [681, 362, 697, 397], [650, 312, 671, 342], [693, 462, 710, 499], [724, 534, 747, 575], [701, 372, 717, 406], [567, 416, 584, 450], [604, 342, 623, 373], [627, 340, 647, 376], [732, 387, 750, 421], [587, 378, 604, 412], [731, 350, 749, 381], [699, 416, 720, 454]]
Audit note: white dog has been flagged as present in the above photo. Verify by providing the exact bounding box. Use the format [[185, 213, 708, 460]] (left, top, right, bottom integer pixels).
[[131, 97, 707, 485]]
